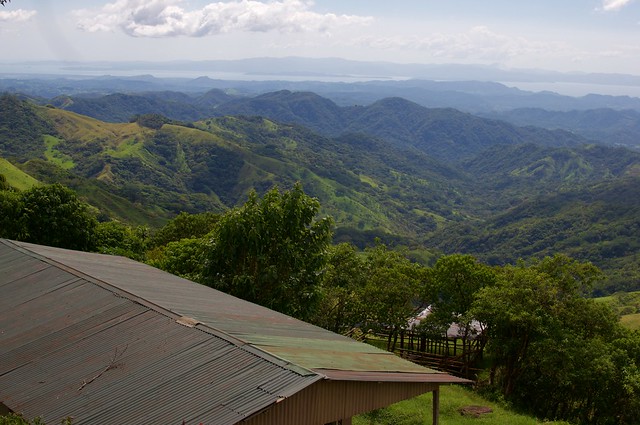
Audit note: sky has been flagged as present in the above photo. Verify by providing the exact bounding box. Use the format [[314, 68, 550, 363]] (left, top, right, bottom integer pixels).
[[0, 0, 639, 76]]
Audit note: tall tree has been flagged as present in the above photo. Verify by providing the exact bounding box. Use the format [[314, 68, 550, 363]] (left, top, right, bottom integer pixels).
[[94, 221, 149, 261], [0, 173, 10, 191], [360, 243, 428, 350], [149, 211, 219, 248], [149, 237, 207, 282], [201, 183, 333, 320], [312, 242, 367, 333], [19, 183, 97, 251], [0, 189, 22, 240], [424, 254, 496, 338], [470, 255, 640, 423]]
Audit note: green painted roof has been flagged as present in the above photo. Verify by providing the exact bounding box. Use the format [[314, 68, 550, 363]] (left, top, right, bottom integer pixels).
[[16, 240, 447, 378]]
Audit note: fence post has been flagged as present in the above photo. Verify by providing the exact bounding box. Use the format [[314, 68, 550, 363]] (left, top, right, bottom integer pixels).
[[432, 388, 440, 425]]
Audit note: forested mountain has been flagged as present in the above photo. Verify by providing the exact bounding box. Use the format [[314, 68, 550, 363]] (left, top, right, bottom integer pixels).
[[481, 107, 640, 149], [57, 90, 586, 161], [49, 89, 237, 123], [430, 176, 640, 294], [39, 84, 639, 153], [211, 92, 588, 162], [340, 97, 586, 161], [6, 68, 640, 112], [47, 89, 591, 162], [1, 92, 640, 293]]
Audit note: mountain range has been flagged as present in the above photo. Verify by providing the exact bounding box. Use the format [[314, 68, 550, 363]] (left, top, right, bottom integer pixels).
[[31, 81, 639, 151], [1, 88, 639, 295]]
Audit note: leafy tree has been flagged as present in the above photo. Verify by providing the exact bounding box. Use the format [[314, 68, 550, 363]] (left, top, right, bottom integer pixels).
[[131, 113, 169, 130], [94, 221, 149, 261], [0, 189, 23, 239], [360, 243, 428, 350], [312, 242, 367, 333], [0, 414, 45, 425], [0, 173, 10, 191], [19, 183, 97, 251], [201, 183, 333, 320], [471, 254, 640, 423], [148, 237, 207, 282], [149, 211, 219, 248], [0, 415, 71, 425], [423, 254, 496, 338]]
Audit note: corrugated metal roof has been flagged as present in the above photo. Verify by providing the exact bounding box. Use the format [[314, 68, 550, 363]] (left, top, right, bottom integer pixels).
[[0, 239, 467, 424], [13, 241, 458, 375], [0, 239, 322, 425]]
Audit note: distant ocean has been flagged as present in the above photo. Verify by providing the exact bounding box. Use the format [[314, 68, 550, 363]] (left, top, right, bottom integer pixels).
[[0, 62, 402, 84]]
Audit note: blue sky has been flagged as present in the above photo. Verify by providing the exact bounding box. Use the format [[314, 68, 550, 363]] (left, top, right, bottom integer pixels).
[[1, 0, 639, 75]]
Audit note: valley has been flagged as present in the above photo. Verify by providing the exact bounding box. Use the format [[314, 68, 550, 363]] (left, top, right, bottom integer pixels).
[[1, 83, 639, 295]]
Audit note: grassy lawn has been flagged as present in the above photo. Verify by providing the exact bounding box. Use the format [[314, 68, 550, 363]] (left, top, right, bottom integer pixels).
[[353, 385, 570, 425]]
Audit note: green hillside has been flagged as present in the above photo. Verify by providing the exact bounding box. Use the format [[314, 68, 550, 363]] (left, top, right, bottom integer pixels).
[[596, 291, 640, 330], [484, 107, 640, 148], [0, 158, 40, 190], [214, 93, 588, 162], [2, 93, 640, 293], [432, 177, 640, 294]]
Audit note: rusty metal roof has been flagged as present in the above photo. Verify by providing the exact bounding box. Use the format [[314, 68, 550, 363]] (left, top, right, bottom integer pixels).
[[0, 239, 467, 424]]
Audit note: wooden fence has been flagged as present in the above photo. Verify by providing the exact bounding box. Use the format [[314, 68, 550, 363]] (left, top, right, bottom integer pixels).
[[368, 330, 485, 380]]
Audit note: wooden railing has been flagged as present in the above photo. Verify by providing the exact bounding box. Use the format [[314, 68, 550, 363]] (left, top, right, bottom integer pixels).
[[397, 347, 483, 379], [367, 330, 485, 380]]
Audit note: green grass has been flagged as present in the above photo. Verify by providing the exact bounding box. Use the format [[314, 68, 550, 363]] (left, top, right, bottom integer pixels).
[[359, 174, 379, 189], [595, 291, 640, 330], [43, 135, 75, 169], [0, 158, 40, 190], [621, 313, 640, 330], [353, 385, 570, 425], [105, 137, 146, 159]]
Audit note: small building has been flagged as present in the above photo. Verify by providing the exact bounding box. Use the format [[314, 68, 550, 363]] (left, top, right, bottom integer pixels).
[[0, 239, 467, 425]]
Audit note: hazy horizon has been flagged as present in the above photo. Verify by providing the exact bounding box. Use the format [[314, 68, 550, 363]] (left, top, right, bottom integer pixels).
[[3, 56, 640, 98], [1, 1, 640, 77]]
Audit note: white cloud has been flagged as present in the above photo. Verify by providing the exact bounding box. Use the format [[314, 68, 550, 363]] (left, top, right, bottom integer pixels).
[[354, 26, 562, 63], [601, 0, 634, 11], [74, 0, 372, 38], [0, 9, 37, 22]]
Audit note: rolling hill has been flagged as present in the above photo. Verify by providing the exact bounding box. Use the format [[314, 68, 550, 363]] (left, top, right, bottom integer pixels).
[[481, 107, 640, 149], [1, 92, 640, 293]]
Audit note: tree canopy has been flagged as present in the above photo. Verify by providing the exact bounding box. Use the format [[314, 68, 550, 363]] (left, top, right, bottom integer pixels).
[[472, 255, 639, 423], [423, 254, 496, 338], [0, 183, 97, 251], [201, 183, 333, 320]]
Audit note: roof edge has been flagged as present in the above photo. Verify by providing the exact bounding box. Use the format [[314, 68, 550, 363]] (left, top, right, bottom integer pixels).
[[312, 368, 472, 384]]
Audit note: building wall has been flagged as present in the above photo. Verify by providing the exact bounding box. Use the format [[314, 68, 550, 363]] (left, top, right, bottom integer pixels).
[[0, 403, 11, 415], [242, 380, 438, 425]]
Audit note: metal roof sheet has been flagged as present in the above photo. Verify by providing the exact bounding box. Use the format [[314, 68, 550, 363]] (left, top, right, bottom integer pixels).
[[13, 241, 452, 375], [0, 239, 468, 424], [0, 240, 322, 425]]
